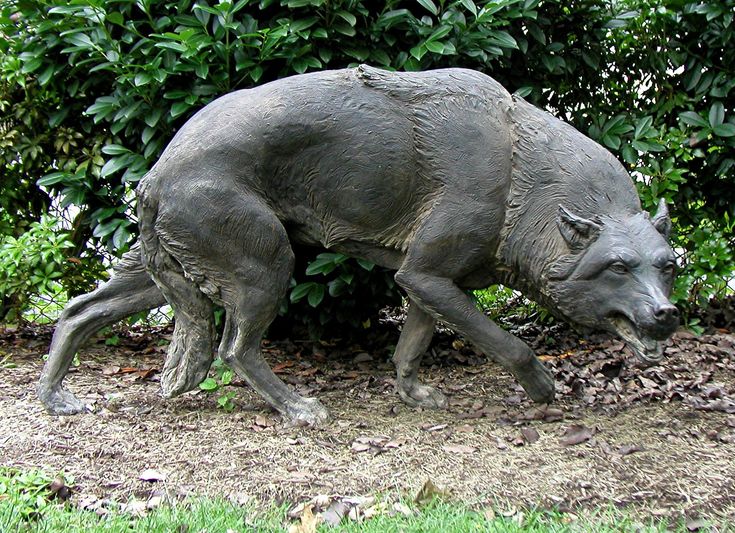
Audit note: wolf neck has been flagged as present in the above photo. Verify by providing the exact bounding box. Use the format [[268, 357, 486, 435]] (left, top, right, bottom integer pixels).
[[494, 97, 641, 307]]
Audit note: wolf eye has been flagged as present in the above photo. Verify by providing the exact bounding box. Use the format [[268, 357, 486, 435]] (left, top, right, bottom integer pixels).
[[609, 262, 629, 274], [660, 262, 676, 276]]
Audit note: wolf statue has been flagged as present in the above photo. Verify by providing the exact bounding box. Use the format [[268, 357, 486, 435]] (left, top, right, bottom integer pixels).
[[39, 66, 678, 424]]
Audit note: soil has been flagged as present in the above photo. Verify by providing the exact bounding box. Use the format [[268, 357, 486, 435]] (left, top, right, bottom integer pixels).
[[1, 314, 734, 525]]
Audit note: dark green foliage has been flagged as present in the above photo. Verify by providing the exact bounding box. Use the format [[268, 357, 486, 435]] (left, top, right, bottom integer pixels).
[[281, 250, 401, 339], [0, 0, 732, 329]]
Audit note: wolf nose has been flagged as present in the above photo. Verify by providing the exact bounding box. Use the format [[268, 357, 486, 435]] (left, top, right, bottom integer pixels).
[[653, 303, 679, 323]]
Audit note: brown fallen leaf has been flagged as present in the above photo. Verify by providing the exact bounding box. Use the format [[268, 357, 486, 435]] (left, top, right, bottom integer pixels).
[[119, 500, 147, 517], [685, 517, 708, 531], [384, 437, 406, 448], [138, 468, 166, 482], [421, 423, 448, 432], [392, 502, 413, 516], [321, 500, 349, 527], [511, 436, 525, 447], [363, 502, 389, 519], [521, 427, 540, 444], [542, 407, 564, 422], [298, 367, 319, 377], [414, 478, 451, 505], [352, 352, 373, 363], [273, 361, 296, 374], [442, 444, 477, 454], [617, 444, 644, 456], [48, 477, 72, 501], [288, 505, 322, 533], [351, 442, 371, 453], [254, 415, 276, 427], [560, 424, 595, 446]]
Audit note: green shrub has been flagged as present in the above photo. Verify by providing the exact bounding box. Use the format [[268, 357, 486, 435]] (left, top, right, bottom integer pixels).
[[0, 0, 732, 330], [283, 251, 400, 339], [0, 215, 72, 321]]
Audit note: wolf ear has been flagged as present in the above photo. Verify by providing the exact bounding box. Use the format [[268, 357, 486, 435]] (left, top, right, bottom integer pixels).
[[651, 198, 672, 240], [557, 205, 602, 251]]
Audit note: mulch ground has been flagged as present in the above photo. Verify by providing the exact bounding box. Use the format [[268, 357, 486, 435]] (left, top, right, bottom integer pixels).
[[1, 308, 734, 525]]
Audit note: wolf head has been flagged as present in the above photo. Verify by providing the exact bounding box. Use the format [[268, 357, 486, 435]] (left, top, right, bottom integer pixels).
[[547, 199, 678, 364]]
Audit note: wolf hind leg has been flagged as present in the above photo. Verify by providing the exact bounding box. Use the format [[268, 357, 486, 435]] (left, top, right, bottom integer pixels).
[[38, 244, 167, 415], [143, 244, 216, 398]]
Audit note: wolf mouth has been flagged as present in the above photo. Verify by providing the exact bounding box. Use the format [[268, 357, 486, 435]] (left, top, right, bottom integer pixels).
[[609, 314, 664, 364]]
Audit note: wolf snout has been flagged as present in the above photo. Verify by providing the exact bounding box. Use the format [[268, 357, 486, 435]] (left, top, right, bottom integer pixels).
[[649, 301, 679, 338], [653, 302, 679, 323]]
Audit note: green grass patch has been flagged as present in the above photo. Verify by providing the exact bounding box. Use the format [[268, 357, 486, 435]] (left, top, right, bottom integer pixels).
[[0, 467, 727, 532]]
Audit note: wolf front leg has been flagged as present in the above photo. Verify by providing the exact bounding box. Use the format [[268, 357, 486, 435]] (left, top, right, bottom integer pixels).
[[392, 299, 448, 408], [394, 269, 555, 404]]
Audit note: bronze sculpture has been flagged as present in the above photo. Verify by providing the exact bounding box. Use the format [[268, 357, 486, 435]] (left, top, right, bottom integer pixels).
[[39, 66, 678, 424]]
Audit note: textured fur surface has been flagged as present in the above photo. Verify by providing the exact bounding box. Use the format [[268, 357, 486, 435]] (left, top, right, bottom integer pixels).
[[39, 66, 678, 423]]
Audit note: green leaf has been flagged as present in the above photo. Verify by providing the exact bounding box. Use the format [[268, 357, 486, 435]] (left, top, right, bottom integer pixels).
[[250, 65, 264, 82], [327, 278, 347, 297], [425, 41, 445, 54], [305, 254, 344, 276], [290, 282, 317, 303], [526, 22, 545, 45], [709, 102, 725, 127], [410, 44, 427, 60], [459, 0, 478, 17], [634, 116, 653, 139], [427, 25, 452, 42], [170, 101, 192, 118], [101, 144, 131, 155], [64, 32, 95, 49], [489, 30, 518, 49], [336, 10, 357, 26], [107, 12, 124, 25], [679, 111, 709, 128], [145, 108, 163, 128], [92, 219, 122, 238], [332, 20, 356, 36], [220, 370, 234, 385], [21, 57, 42, 74], [155, 41, 187, 52], [100, 154, 134, 177], [713, 123, 735, 137], [417, 0, 438, 15], [199, 378, 219, 391], [36, 172, 69, 187], [290, 17, 319, 33], [195, 63, 209, 79], [307, 284, 325, 307], [134, 72, 152, 86], [355, 259, 375, 271], [112, 224, 130, 250], [37, 65, 54, 86]]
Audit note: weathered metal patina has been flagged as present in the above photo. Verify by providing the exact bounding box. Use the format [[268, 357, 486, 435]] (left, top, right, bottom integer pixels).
[[38, 66, 678, 424]]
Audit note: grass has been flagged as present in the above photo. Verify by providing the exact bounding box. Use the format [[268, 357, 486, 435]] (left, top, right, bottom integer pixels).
[[0, 467, 728, 532]]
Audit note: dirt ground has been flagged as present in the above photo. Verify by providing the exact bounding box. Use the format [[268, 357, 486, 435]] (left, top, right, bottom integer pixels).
[[1, 319, 734, 525]]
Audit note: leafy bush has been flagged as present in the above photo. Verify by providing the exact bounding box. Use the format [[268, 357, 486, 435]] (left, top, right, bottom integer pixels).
[[283, 251, 400, 339], [0, 0, 732, 330], [0, 215, 72, 321]]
